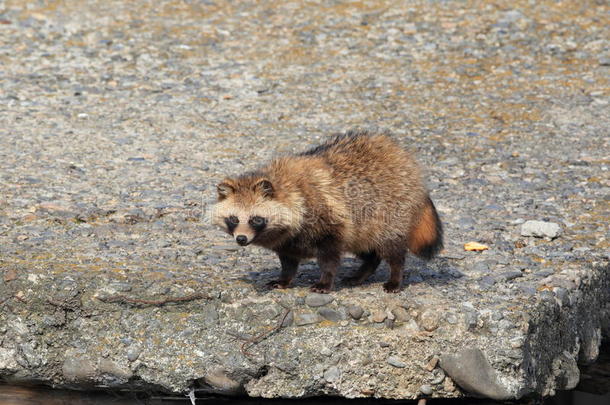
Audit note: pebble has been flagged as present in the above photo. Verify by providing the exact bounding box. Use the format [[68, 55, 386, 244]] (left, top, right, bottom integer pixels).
[[554, 287, 570, 307], [425, 356, 439, 371], [320, 347, 332, 357], [371, 310, 387, 323], [347, 305, 364, 320], [387, 356, 406, 368], [318, 308, 344, 322], [444, 377, 456, 392], [521, 220, 561, 239], [391, 307, 410, 322], [305, 293, 334, 307], [445, 313, 458, 324], [126, 346, 141, 362], [62, 357, 96, 381], [418, 309, 440, 331], [294, 312, 320, 326], [281, 311, 294, 327], [99, 359, 133, 380], [202, 368, 243, 394], [324, 366, 341, 383], [440, 348, 513, 400], [463, 312, 478, 330], [420, 384, 433, 395]]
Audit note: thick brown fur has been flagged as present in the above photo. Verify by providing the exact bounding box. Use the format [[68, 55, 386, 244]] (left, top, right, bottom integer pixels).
[[213, 130, 443, 293]]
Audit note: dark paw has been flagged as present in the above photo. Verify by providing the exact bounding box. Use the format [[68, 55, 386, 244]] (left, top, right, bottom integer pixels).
[[267, 280, 291, 290], [383, 281, 401, 293], [310, 282, 332, 293]]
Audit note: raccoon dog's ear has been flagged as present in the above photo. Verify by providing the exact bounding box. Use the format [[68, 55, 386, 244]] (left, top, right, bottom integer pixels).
[[254, 179, 274, 198], [217, 180, 235, 200]]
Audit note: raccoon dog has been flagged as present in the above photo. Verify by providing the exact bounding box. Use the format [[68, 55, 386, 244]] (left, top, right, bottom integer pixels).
[[213, 130, 443, 293]]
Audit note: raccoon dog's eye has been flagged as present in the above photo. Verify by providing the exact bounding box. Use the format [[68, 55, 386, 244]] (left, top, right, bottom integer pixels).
[[224, 216, 239, 232], [248, 216, 267, 230]]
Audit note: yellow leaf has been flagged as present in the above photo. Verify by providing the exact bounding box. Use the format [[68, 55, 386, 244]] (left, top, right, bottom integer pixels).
[[464, 242, 489, 251]]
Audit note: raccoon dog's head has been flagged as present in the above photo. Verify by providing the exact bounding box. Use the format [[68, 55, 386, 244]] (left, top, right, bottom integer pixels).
[[213, 173, 302, 247]]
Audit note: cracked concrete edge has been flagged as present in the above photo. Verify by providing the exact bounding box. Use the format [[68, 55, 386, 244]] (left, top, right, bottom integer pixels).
[[519, 261, 610, 397], [438, 262, 610, 400]]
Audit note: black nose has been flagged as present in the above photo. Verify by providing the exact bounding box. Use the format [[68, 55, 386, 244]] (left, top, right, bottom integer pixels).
[[236, 235, 248, 246]]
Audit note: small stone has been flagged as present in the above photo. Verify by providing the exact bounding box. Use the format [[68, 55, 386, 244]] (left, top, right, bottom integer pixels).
[[391, 307, 410, 322], [387, 356, 406, 368], [202, 368, 243, 395], [62, 357, 96, 382], [294, 312, 320, 326], [397, 319, 421, 336], [371, 310, 387, 323], [320, 347, 332, 357], [323, 366, 341, 382], [444, 377, 456, 392], [305, 293, 334, 307], [318, 308, 343, 322], [126, 346, 141, 362], [420, 384, 433, 395], [99, 359, 132, 380], [464, 312, 478, 330], [281, 311, 294, 327], [521, 220, 561, 239], [418, 309, 440, 331], [445, 313, 458, 324], [440, 348, 513, 400], [478, 276, 496, 288], [554, 287, 570, 307], [425, 356, 439, 371], [347, 305, 364, 320]]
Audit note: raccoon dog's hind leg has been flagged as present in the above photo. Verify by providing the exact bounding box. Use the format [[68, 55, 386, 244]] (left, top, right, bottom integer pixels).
[[344, 251, 381, 286], [381, 245, 407, 293]]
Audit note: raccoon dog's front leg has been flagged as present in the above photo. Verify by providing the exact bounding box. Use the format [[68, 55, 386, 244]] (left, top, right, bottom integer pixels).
[[267, 254, 300, 289], [311, 238, 342, 293]]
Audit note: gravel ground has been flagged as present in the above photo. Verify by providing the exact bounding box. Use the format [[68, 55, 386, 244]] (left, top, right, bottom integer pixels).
[[0, 0, 608, 400]]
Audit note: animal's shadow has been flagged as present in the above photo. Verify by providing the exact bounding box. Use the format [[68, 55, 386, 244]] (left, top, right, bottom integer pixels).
[[240, 255, 462, 293]]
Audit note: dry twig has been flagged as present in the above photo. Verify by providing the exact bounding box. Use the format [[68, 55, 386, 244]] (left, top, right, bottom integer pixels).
[[97, 292, 210, 307], [231, 308, 291, 358]]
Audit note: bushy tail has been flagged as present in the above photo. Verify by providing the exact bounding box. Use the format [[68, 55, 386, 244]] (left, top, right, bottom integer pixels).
[[407, 196, 443, 260]]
